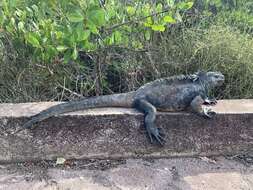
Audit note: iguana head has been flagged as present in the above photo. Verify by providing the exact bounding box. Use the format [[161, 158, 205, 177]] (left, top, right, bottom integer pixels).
[[194, 71, 225, 88]]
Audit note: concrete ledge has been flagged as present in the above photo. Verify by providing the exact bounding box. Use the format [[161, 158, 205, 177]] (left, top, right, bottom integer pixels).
[[0, 100, 252, 162]]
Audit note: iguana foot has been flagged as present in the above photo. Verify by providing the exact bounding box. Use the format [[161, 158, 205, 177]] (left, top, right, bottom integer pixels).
[[204, 98, 217, 105], [202, 107, 216, 119], [147, 126, 166, 145]]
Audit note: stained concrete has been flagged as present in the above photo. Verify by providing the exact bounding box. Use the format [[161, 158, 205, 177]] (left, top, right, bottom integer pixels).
[[0, 157, 252, 190], [0, 100, 252, 162]]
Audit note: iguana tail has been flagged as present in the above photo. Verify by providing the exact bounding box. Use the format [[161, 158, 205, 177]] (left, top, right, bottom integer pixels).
[[23, 92, 136, 129]]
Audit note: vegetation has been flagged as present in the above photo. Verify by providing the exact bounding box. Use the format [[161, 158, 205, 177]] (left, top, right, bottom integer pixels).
[[0, 0, 252, 102]]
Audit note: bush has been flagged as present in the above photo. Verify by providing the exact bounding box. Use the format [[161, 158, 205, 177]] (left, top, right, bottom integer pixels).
[[0, 0, 253, 102]]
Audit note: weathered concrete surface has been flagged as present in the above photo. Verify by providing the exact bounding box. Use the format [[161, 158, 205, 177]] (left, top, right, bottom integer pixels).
[[0, 100, 252, 162], [0, 157, 252, 190]]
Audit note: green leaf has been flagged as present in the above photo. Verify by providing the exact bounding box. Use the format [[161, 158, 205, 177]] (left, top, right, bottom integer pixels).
[[82, 40, 96, 51], [177, 2, 194, 10], [80, 30, 90, 41], [87, 21, 99, 34], [87, 7, 106, 27], [163, 15, 176, 23], [56, 45, 68, 52], [55, 31, 64, 39], [151, 24, 165, 32], [143, 3, 151, 16], [75, 23, 90, 41], [144, 17, 153, 27], [47, 45, 57, 59], [63, 49, 72, 63], [68, 10, 84, 23], [26, 33, 40, 48], [126, 6, 135, 15], [156, 3, 163, 12]]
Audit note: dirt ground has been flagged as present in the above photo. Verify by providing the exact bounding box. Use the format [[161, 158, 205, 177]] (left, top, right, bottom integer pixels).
[[0, 155, 252, 190]]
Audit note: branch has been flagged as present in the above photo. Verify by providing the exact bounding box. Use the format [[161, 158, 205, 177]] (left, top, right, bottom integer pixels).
[[106, 8, 171, 31]]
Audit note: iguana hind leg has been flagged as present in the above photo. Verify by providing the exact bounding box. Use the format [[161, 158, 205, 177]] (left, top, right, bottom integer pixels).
[[134, 99, 165, 145], [191, 95, 216, 119]]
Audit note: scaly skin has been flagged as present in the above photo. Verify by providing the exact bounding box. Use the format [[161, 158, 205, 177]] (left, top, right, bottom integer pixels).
[[20, 71, 225, 145]]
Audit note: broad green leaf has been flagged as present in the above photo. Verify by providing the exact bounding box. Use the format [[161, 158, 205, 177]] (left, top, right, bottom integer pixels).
[[132, 40, 143, 49], [75, 23, 90, 41], [68, 10, 84, 23], [26, 33, 40, 47], [126, 6, 135, 15], [64, 49, 72, 63], [143, 4, 151, 16], [109, 35, 114, 45], [87, 21, 99, 34], [163, 15, 176, 23], [107, 8, 116, 19], [55, 31, 64, 39], [56, 45, 68, 52], [87, 7, 105, 26], [82, 40, 96, 51], [47, 45, 57, 59], [80, 30, 90, 41], [151, 24, 165, 32], [177, 2, 194, 10], [156, 3, 163, 12], [144, 17, 153, 27]]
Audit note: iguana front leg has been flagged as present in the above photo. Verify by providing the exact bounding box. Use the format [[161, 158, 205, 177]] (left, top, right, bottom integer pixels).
[[190, 95, 216, 118], [134, 99, 165, 145]]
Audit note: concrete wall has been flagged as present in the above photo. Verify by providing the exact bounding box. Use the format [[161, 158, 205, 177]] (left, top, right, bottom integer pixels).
[[0, 100, 252, 162]]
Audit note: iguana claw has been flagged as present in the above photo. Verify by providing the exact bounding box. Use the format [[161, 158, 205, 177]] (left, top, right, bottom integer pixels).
[[203, 108, 216, 119], [147, 126, 165, 145]]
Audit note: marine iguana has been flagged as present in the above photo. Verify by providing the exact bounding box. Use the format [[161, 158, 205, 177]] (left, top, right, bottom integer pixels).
[[21, 71, 224, 145]]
